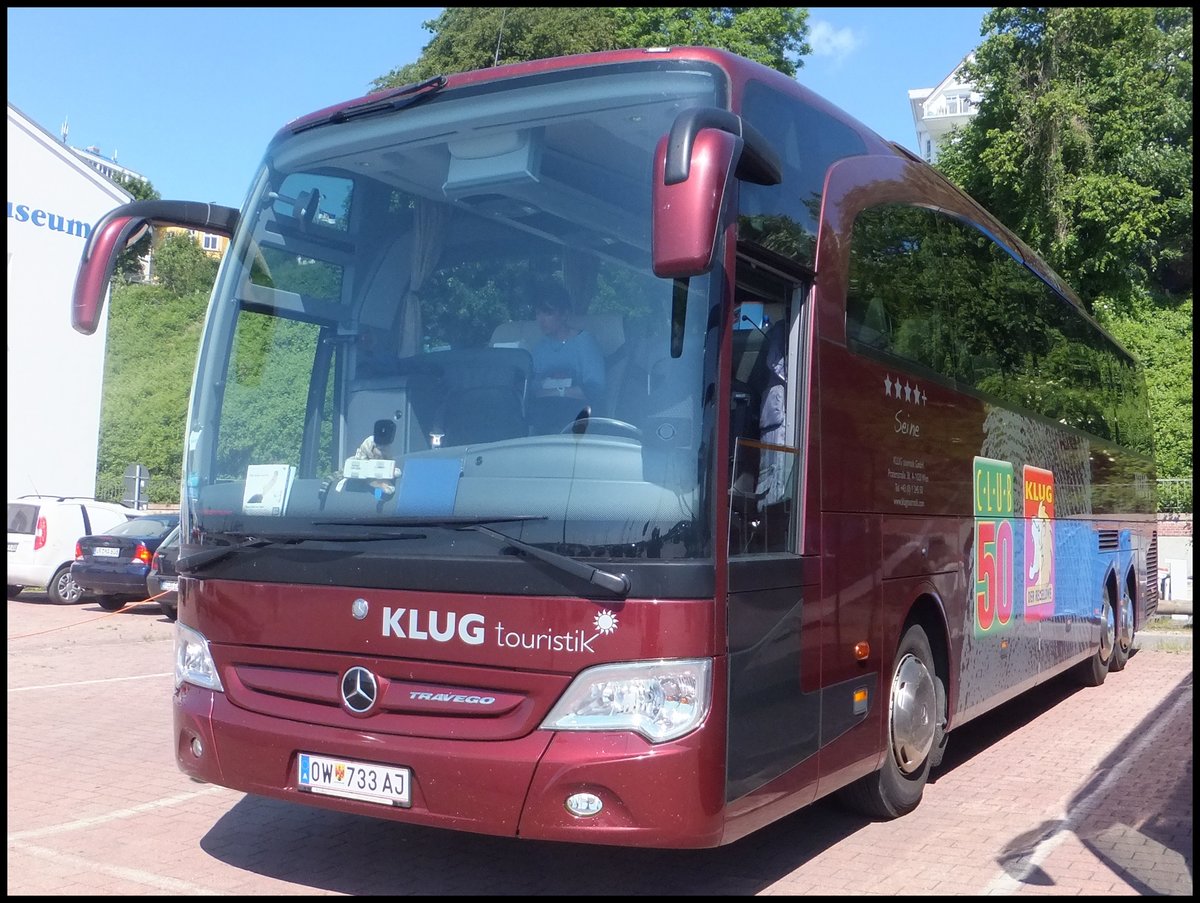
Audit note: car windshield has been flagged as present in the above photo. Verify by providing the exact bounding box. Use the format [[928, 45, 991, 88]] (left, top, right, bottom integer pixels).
[[158, 525, 181, 550], [184, 61, 724, 562], [109, 516, 178, 539]]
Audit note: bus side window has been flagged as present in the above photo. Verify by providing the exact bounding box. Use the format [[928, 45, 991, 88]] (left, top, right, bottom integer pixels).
[[847, 294, 892, 350]]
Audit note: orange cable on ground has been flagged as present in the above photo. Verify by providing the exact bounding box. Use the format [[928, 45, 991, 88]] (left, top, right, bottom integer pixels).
[[8, 591, 173, 640]]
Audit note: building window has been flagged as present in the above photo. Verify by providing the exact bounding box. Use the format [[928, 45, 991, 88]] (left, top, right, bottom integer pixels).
[[202, 233, 220, 252], [943, 93, 972, 116]]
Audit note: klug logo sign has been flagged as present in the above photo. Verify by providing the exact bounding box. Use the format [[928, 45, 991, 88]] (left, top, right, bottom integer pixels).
[[381, 607, 619, 654]]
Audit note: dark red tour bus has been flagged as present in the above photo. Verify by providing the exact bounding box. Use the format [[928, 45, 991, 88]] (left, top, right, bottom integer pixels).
[[72, 46, 1157, 848]]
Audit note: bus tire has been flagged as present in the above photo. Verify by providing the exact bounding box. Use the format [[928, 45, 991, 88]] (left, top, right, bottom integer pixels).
[[838, 623, 938, 819], [1109, 585, 1135, 672], [1074, 583, 1114, 687], [928, 670, 949, 770]]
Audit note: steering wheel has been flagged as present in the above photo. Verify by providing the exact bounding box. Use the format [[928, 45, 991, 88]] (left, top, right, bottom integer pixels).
[[560, 416, 643, 441]]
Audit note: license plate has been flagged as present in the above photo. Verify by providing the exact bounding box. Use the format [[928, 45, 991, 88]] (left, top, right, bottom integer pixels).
[[298, 753, 411, 807], [93, 546, 120, 558], [161, 579, 178, 592]]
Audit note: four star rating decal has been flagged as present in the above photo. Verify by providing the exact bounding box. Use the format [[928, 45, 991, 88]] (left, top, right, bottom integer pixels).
[[884, 374, 927, 406]]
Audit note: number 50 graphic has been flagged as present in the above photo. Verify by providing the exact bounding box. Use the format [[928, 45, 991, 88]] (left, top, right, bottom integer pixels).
[[973, 457, 1016, 635]]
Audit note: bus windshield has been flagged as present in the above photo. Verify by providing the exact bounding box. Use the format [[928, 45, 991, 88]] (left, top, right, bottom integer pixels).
[[184, 62, 724, 564]]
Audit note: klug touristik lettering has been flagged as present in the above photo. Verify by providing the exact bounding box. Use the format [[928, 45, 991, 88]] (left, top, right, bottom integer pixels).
[[381, 606, 619, 653]]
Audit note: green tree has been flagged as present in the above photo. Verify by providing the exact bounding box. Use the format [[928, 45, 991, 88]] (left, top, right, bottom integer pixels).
[[936, 7, 1192, 503], [96, 231, 218, 502], [937, 8, 1192, 310], [96, 283, 209, 504], [152, 231, 219, 296], [110, 173, 160, 283], [614, 7, 809, 76], [373, 7, 809, 88]]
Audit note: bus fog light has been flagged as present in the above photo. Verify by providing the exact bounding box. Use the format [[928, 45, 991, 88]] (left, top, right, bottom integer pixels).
[[565, 793, 604, 817], [190, 736, 204, 758]]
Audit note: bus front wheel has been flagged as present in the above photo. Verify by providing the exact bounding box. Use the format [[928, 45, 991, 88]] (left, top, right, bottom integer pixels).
[[838, 623, 938, 819]]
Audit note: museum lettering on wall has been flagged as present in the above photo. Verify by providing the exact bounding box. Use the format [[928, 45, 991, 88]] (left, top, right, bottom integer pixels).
[[7, 201, 93, 239]]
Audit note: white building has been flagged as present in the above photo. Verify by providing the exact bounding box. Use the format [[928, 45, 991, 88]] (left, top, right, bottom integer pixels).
[[909, 54, 981, 164], [7, 103, 131, 500]]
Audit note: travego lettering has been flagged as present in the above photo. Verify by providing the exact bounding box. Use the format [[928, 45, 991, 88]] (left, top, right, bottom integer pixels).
[[409, 691, 497, 705]]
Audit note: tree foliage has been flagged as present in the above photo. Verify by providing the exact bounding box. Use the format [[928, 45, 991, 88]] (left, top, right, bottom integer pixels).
[[936, 7, 1192, 492], [372, 7, 809, 88], [152, 231, 219, 295], [110, 172, 160, 283], [97, 231, 219, 502], [97, 283, 210, 503], [937, 8, 1192, 310]]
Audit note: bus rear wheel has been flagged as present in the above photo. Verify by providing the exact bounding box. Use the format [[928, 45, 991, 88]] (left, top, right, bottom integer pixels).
[[1074, 584, 1115, 687], [838, 623, 938, 819], [1109, 586, 1135, 672]]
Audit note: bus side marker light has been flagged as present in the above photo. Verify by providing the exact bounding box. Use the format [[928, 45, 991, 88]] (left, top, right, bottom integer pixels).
[[565, 792, 604, 817], [853, 687, 869, 715], [854, 641, 870, 661]]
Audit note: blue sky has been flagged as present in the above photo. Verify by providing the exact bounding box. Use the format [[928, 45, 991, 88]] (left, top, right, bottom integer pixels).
[[8, 8, 989, 209]]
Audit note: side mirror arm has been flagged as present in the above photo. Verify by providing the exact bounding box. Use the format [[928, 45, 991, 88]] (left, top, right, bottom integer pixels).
[[663, 107, 782, 187]]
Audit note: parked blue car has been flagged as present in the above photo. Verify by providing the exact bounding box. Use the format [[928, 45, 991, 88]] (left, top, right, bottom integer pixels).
[[71, 512, 179, 611]]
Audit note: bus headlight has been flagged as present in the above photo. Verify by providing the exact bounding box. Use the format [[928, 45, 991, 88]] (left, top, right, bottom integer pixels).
[[541, 658, 711, 743], [174, 623, 224, 692]]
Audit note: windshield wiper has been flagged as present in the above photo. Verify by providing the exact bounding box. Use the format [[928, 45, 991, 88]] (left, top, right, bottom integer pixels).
[[316, 515, 631, 597], [291, 75, 447, 134], [177, 529, 424, 574], [466, 524, 631, 598], [314, 515, 546, 528]]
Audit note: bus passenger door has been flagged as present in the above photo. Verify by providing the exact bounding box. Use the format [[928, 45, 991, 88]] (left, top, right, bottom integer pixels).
[[724, 256, 821, 809]]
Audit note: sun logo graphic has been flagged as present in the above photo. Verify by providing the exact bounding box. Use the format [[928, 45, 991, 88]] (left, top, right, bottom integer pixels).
[[593, 611, 619, 635]]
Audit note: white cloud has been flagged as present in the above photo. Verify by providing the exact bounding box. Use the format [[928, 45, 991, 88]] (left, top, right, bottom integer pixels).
[[808, 20, 863, 62]]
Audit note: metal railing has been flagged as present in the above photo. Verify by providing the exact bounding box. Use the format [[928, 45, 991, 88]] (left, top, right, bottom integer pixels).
[[1158, 477, 1193, 514]]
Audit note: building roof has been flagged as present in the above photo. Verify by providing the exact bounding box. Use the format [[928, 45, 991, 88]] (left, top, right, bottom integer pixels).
[[7, 103, 133, 204]]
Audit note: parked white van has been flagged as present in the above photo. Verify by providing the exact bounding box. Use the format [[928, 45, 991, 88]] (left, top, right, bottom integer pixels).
[[7, 496, 136, 604]]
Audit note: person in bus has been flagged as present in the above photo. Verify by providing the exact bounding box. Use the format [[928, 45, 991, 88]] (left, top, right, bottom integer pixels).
[[528, 284, 606, 431]]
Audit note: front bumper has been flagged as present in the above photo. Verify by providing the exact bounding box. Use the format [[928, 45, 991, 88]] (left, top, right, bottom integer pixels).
[[175, 683, 725, 847]]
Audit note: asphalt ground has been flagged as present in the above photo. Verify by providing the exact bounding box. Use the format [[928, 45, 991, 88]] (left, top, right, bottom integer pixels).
[[7, 591, 1193, 895]]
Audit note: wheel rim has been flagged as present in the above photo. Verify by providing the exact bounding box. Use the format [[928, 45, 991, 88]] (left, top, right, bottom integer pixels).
[[1099, 592, 1116, 663], [56, 572, 82, 603], [890, 652, 937, 775], [1119, 592, 1135, 652]]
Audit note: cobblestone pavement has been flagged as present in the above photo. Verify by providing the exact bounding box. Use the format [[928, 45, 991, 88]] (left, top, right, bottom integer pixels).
[[7, 594, 1192, 895]]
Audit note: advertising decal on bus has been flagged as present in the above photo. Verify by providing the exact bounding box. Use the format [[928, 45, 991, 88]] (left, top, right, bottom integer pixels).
[[1024, 465, 1056, 619]]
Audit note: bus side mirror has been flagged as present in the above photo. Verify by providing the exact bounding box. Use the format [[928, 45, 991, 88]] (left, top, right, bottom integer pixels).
[[72, 214, 150, 335], [650, 108, 781, 279], [72, 200, 239, 335]]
